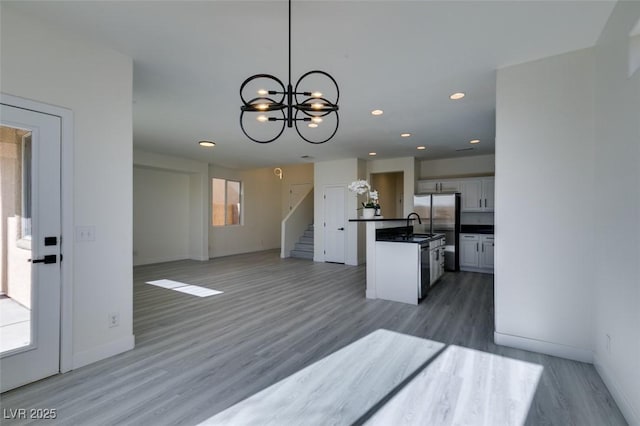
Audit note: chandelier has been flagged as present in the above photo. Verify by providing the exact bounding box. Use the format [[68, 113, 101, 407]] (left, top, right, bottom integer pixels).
[[239, 0, 340, 144]]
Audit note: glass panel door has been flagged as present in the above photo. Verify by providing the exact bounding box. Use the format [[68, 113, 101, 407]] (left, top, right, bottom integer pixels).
[[0, 126, 33, 355]]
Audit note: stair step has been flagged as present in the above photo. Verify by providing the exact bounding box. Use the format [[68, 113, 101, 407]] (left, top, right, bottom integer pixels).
[[303, 230, 314, 238], [300, 236, 313, 244], [294, 242, 314, 252], [307, 224, 314, 230], [290, 250, 314, 260]]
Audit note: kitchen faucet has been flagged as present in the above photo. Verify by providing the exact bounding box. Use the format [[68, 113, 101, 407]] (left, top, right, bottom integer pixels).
[[406, 212, 422, 235]]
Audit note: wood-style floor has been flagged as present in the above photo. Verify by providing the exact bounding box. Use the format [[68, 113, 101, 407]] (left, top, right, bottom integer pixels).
[[0, 250, 627, 425]]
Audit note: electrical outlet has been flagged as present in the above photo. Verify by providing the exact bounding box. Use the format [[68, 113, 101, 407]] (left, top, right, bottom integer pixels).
[[606, 334, 611, 353], [108, 312, 119, 328]]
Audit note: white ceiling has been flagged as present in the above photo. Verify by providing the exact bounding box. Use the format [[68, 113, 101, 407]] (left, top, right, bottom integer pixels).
[[4, 1, 616, 169]]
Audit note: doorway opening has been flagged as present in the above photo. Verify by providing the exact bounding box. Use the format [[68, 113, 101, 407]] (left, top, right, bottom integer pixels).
[[370, 172, 404, 218]]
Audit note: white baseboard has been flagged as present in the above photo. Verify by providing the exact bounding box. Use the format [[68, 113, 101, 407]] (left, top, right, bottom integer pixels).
[[494, 331, 593, 363], [72, 334, 135, 369], [133, 255, 189, 266], [594, 353, 640, 426]]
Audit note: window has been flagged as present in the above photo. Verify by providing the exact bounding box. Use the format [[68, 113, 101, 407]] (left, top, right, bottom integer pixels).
[[212, 178, 241, 226]]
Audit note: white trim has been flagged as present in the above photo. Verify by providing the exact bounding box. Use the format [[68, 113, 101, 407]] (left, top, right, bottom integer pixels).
[[0, 93, 74, 373], [494, 331, 593, 363], [72, 334, 135, 369], [594, 354, 640, 426]]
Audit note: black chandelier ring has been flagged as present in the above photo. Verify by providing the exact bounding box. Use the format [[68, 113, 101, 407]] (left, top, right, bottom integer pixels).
[[240, 104, 287, 144], [294, 107, 339, 145], [240, 74, 286, 108], [296, 97, 339, 116], [294, 70, 340, 106]]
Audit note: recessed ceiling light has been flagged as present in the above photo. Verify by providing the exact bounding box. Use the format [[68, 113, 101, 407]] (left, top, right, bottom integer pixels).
[[401, 133, 411, 138], [450, 92, 465, 100], [469, 139, 480, 144], [371, 109, 384, 116], [417, 146, 426, 150], [369, 152, 377, 156], [199, 140, 216, 147]]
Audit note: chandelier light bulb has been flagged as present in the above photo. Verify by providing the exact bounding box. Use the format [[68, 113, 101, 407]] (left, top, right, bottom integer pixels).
[[257, 89, 268, 96], [311, 91, 322, 98], [308, 123, 318, 128], [311, 117, 323, 124], [257, 115, 268, 122], [256, 103, 269, 110], [311, 102, 324, 110]]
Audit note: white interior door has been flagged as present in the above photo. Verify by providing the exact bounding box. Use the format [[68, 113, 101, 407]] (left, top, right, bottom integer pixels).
[[324, 186, 346, 263], [0, 104, 61, 392]]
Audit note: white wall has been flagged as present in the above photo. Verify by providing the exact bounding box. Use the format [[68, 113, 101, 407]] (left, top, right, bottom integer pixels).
[[495, 48, 596, 360], [209, 165, 280, 257], [133, 150, 209, 264], [418, 154, 495, 179], [133, 167, 190, 265], [592, 2, 640, 423], [1, 6, 134, 366], [314, 159, 359, 265], [208, 163, 314, 258], [496, 10, 640, 421], [279, 163, 314, 219]]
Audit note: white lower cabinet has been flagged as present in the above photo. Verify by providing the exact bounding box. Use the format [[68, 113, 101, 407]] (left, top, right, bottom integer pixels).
[[460, 234, 480, 268], [460, 233, 494, 274], [480, 235, 494, 269]]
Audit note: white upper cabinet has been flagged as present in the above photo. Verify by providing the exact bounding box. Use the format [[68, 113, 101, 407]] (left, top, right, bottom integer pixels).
[[416, 179, 461, 194], [416, 176, 494, 212], [461, 180, 483, 211], [481, 177, 494, 212], [460, 177, 494, 212]]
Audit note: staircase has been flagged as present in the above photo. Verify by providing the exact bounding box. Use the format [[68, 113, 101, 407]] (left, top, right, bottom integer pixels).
[[290, 224, 314, 260]]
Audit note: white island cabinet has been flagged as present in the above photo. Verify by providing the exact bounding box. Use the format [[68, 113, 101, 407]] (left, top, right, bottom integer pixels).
[[375, 242, 420, 305], [349, 219, 410, 300]]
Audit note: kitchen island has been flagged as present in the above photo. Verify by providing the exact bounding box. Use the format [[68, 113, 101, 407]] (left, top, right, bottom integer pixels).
[[349, 218, 444, 305]]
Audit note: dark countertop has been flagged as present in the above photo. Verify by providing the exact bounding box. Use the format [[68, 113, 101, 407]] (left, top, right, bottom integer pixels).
[[460, 224, 494, 234], [349, 218, 415, 222], [376, 226, 444, 244]]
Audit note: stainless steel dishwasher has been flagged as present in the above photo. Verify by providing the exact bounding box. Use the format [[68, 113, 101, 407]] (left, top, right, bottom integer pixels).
[[419, 240, 430, 299]]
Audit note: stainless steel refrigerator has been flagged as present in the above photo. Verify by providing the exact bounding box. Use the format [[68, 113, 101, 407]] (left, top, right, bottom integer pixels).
[[413, 193, 461, 271]]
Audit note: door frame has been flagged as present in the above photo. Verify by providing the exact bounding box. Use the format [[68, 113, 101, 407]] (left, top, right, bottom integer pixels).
[[1, 93, 74, 373]]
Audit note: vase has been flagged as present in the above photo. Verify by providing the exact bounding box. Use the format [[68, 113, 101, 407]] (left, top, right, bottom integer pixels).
[[362, 208, 376, 219]]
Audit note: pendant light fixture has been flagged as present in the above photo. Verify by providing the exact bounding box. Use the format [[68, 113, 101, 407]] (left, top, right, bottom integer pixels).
[[239, 0, 339, 144]]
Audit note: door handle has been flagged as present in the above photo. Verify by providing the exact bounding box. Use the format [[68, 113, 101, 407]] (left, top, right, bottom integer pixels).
[[29, 254, 57, 264], [337, 227, 344, 231]]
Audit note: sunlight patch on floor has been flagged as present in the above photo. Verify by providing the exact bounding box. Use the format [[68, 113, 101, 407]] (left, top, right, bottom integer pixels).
[[146, 279, 223, 298], [198, 330, 542, 426]]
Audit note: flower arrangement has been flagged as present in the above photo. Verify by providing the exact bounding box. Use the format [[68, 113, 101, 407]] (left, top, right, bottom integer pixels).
[[348, 180, 380, 209]]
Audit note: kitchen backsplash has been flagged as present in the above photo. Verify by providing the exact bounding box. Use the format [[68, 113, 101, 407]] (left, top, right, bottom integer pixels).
[[461, 212, 494, 225]]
